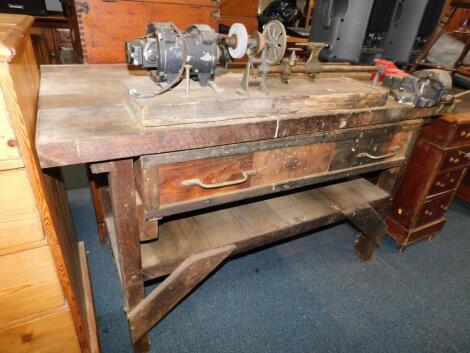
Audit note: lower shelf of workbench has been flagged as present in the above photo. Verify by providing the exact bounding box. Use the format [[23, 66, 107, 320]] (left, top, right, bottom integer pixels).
[[129, 178, 390, 280]]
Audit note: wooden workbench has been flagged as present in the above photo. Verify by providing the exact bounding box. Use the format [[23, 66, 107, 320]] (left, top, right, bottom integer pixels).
[[36, 64, 452, 352]]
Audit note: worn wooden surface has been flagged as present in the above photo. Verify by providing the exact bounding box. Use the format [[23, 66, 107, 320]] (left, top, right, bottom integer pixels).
[[35, 64, 453, 169], [387, 112, 470, 248], [0, 14, 94, 353], [76, 0, 219, 64], [135, 120, 418, 218], [124, 73, 389, 126], [140, 178, 390, 279], [108, 160, 149, 352]]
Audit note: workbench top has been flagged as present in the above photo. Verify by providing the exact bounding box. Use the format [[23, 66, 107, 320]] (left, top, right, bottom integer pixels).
[[36, 64, 452, 168]]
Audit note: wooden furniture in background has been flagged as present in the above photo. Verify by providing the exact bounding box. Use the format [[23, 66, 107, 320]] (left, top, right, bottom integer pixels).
[[411, 0, 470, 74], [457, 169, 470, 201], [74, 0, 220, 63], [35, 63, 452, 352], [220, 0, 258, 33], [387, 112, 470, 249], [30, 9, 83, 65], [0, 14, 97, 352], [304, 0, 315, 29]]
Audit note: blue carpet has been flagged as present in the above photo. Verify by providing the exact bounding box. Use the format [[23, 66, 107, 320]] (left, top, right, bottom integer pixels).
[[68, 187, 470, 353]]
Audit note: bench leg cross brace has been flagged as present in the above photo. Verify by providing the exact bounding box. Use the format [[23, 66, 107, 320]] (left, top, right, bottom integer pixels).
[[345, 205, 386, 261], [128, 245, 236, 345]]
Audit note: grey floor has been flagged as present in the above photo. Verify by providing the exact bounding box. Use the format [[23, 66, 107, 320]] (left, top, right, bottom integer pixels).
[[69, 187, 470, 353]]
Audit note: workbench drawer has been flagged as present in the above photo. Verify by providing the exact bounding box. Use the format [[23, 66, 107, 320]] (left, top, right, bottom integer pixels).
[[428, 169, 465, 196], [415, 193, 453, 228], [136, 123, 417, 218]]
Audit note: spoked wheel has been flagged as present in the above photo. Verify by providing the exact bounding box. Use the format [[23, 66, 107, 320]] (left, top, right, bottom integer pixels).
[[262, 20, 287, 65]]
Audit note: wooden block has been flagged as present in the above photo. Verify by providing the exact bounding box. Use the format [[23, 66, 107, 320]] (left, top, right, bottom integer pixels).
[[0, 306, 81, 353], [0, 168, 45, 256], [0, 246, 65, 325], [124, 74, 389, 127]]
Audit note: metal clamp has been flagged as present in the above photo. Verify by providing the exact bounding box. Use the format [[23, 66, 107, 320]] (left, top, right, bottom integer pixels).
[[181, 171, 256, 189], [357, 146, 400, 160]]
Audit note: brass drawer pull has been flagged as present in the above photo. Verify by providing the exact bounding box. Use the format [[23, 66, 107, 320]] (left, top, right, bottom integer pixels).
[[357, 147, 400, 160], [182, 170, 257, 189], [458, 151, 470, 160]]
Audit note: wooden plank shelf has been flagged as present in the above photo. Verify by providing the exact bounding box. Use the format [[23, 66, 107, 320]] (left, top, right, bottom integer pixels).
[[133, 178, 390, 280]]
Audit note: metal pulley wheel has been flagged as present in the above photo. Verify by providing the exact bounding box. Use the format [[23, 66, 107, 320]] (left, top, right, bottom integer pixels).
[[263, 20, 287, 65], [228, 23, 248, 59]]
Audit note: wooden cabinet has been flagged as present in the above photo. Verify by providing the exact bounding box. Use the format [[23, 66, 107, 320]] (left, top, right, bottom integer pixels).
[[75, 0, 221, 63], [457, 169, 470, 201], [387, 112, 470, 249], [0, 14, 97, 352], [220, 0, 258, 33], [30, 12, 82, 65]]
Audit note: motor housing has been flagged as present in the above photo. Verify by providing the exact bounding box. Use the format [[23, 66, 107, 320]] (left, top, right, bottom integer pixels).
[[126, 23, 218, 86]]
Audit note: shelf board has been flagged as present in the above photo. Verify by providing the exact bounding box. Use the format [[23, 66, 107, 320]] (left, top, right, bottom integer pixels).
[[140, 178, 390, 280]]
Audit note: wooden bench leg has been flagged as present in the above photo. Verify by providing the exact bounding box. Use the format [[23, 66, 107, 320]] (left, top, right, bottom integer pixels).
[[128, 245, 236, 344], [346, 206, 386, 261], [87, 165, 108, 244], [108, 159, 150, 353]]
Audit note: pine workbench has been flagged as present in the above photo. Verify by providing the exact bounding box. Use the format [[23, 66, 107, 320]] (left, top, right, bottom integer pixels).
[[35, 64, 453, 352]]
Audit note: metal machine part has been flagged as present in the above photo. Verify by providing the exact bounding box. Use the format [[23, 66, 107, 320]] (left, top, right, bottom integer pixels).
[[126, 23, 218, 84], [309, 0, 375, 63], [126, 23, 219, 97], [263, 20, 287, 65], [383, 69, 453, 107], [238, 20, 288, 95]]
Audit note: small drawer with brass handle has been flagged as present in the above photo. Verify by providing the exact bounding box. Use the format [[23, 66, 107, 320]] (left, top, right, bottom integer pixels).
[[428, 169, 464, 196], [440, 148, 470, 171], [181, 171, 256, 189], [143, 141, 336, 217], [357, 146, 400, 160], [455, 124, 470, 145], [415, 193, 453, 227]]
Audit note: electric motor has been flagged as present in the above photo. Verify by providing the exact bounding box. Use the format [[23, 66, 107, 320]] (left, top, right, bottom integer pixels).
[[126, 23, 219, 86]]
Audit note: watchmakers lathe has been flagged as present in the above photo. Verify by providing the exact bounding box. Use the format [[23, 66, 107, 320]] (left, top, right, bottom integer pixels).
[[125, 20, 381, 97], [124, 20, 452, 107]]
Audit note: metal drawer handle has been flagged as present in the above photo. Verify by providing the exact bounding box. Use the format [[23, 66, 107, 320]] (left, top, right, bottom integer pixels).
[[182, 170, 256, 189], [357, 146, 400, 160], [458, 151, 470, 160]]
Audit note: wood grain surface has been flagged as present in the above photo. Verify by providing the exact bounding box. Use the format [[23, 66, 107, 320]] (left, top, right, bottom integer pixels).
[[77, 0, 219, 64], [140, 178, 390, 279], [35, 64, 454, 168]]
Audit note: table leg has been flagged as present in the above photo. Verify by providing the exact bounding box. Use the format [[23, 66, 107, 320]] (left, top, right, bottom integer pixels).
[[108, 159, 149, 353], [349, 205, 387, 261]]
